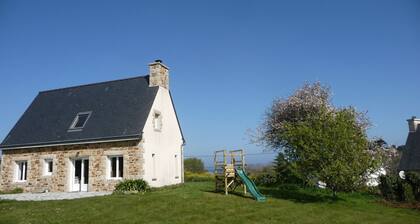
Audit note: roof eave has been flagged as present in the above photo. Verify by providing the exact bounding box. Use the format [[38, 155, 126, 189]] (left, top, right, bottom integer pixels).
[[0, 135, 142, 151], [168, 91, 186, 145]]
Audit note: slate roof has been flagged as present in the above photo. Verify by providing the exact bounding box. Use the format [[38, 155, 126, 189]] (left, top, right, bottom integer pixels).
[[0, 76, 159, 150], [399, 130, 420, 171]]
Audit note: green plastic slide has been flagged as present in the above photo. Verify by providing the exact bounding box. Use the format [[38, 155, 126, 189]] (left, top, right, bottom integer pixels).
[[236, 169, 266, 202]]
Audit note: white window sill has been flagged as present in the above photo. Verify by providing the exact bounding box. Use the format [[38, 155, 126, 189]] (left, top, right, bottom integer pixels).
[[43, 173, 52, 177], [108, 177, 123, 180], [14, 180, 27, 183]]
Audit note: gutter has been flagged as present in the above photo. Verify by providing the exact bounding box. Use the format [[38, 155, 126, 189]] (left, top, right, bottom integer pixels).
[[0, 135, 141, 151]]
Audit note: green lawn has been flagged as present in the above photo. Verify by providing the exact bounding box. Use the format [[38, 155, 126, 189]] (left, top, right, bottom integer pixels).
[[0, 182, 419, 224]]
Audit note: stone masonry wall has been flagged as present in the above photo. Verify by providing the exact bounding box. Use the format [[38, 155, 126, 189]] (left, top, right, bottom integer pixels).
[[0, 140, 143, 192], [149, 61, 169, 89]]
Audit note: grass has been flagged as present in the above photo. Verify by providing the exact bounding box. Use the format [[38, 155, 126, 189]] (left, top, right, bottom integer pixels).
[[0, 182, 419, 224]]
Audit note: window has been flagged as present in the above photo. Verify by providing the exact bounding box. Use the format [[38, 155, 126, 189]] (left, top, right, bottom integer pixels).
[[152, 153, 157, 181], [153, 111, 162, 131], [16, 161, 27, 182], [174, 155, 179, 179], [69, 111, 92, 131], [44, 159, 53, 176], [109, 156, 123, 179]]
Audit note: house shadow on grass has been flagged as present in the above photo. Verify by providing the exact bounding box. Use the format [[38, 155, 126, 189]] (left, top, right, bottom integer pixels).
[[259, 185, 343, 204]]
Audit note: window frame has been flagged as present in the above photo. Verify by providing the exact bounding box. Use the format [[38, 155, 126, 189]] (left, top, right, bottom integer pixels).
[[174, 154, 179, 179], [43, 159, 53, 176], [15, 161, 28, 182], [68, 111, 92, 131], [152, 153, 157, 181], [152, 111, 162, 131], [107, 155, 124, 179]]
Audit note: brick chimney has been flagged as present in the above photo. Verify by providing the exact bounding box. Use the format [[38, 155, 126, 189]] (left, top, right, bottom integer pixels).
[[407, 116, 420, 132], [149, 59, 169, 89]]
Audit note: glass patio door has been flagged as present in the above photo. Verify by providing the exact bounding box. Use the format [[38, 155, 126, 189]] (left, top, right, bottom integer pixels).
[[71, 159, 89, 192]]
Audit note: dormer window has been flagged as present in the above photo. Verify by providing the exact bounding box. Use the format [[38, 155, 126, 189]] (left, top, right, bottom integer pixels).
[[153, 111, 162, 131], [69, 111, 92, 131]]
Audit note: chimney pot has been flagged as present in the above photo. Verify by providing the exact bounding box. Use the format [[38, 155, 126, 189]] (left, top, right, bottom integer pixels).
[[407, 116, 420, 132]]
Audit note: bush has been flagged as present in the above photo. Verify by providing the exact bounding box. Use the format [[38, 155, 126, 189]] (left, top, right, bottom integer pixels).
[[277, 183, 300, 191], [274, 153, 306, 186], [402, 183, 416, 203], [358, 185, 380, 195], [184, 171, 214, 182], [184, 158, 206, 173], [405, 172, 420, 201], [379, 175, 398, 200], [113, 179, 149, 194], [379, 174, 407, 201], [252, 173, 277, 187], [379, 173, 420, 202]]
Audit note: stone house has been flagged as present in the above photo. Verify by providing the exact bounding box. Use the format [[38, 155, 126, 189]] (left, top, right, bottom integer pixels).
[[0, 60, 185, 192], [399, 116, 420, 172]]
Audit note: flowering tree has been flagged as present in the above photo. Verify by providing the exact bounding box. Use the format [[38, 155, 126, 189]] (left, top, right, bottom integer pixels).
[[369, 138, 402, 175], [257, 82, 380, 194]]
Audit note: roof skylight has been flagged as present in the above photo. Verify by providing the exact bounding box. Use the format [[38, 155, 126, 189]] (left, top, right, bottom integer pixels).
[[69, 111, 92, 131]]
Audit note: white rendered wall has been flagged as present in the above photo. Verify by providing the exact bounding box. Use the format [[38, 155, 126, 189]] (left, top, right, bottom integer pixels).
[[141, 87, 184, 187]]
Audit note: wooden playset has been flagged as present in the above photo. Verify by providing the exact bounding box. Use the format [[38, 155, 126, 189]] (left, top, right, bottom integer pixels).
[[213, 149, 266, 202], [213, 149, 247, 195]]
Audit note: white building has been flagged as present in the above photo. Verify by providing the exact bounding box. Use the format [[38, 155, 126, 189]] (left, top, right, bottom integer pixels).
[[0, 60, 185, 192]]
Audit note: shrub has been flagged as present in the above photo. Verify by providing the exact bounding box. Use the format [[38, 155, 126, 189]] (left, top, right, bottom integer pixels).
[[402, 183, 416, 203], [359, 185, 380, 195], [379, 174, 407, 201], [274, 153, 306, 186], [277, 183, 300, 191], [184, 158, 206, 173], [379, 175, 397, 200], [379, 173, 420, 202], [113, 179, 149, 194], [405, 172, 420, 201], [252, 173, 277, 187], [184, 171, 214, 182]]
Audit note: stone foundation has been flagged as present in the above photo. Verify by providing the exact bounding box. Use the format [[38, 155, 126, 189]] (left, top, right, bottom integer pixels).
[[0, 140, 144, 192]]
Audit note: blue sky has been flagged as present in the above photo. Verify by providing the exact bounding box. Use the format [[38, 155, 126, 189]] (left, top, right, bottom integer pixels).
[[0, 1, 419, 168]]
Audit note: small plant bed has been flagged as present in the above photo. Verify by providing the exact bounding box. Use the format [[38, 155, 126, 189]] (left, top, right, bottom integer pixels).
[[113, 179, 150, 194], [0, 188, 23, 195]]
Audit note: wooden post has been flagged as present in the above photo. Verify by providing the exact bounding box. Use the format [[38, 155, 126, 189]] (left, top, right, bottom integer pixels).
[[214, 151, 217, 192], [214, 150, 227, 193], [242, 149, 247, 195], [224, 150, 228, 195]]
